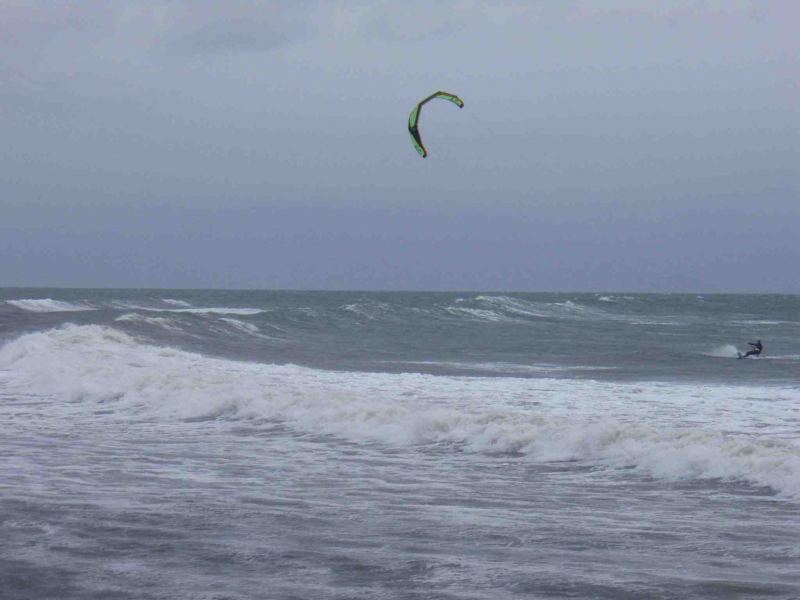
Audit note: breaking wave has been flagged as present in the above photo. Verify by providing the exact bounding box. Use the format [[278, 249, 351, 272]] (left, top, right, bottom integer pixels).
[[1, 325, 798, 498], [160, 307, 264, 315], [339, 302, 396, 321], [449, 295, 677, 325], [162, 299, 193, 307], [114, 303, 264, 316], [6, 298, 95, 313], [114, 312, 183, 333], [219, 317, 261, 335]]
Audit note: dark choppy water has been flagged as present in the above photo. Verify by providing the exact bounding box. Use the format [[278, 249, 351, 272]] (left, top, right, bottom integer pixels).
[[1, 289, 798, 599]]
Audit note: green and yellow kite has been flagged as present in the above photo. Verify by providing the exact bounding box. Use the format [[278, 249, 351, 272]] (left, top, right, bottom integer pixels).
[[408, 91, 464, 158]]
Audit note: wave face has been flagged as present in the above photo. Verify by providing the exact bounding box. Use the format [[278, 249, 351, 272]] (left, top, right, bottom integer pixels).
[[2, 324, 798, 498]]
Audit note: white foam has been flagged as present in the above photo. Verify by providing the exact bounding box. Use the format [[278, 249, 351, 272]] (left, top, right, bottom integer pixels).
[[6, 299, 94, 313], [1, 325, 798, 498], [114, 313, 182, 332], [162, 299, 193, 307], [340, 302, 391, 319], [733, 320, 796, 326], [471, 296, 611, 321], [166, 307, 264, 315], [596, 295, 637, 303], [392, 360, 615, 374], [472, 295, 550, 318], [219, 318, 261, 335], [119, 305, 263, 316], [704, 344, 740, 358], [444, 307, 510, 322], [469, 296, 687, 327]]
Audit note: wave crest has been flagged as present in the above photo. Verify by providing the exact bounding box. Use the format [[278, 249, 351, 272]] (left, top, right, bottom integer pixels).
[[6, 299, 95, 312]]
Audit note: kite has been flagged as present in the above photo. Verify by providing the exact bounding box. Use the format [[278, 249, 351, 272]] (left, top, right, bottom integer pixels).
[[408, 91, 464, 158]]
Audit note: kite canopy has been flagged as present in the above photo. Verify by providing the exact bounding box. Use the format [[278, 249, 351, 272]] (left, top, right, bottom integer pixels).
[[408, 91, 464, 158]]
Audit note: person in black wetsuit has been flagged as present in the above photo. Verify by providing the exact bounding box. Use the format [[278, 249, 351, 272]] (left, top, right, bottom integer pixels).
[[739, 339, 763, 359]]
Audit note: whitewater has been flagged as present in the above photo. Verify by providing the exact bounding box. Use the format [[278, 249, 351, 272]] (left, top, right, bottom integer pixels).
[[1, 290, 798, 599]]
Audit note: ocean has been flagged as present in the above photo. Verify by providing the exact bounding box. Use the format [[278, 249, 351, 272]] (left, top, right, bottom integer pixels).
[[0, 289, 798, 599]]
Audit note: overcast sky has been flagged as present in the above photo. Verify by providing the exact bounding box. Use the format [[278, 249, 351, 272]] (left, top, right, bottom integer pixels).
[[2, 1, 798, 291]]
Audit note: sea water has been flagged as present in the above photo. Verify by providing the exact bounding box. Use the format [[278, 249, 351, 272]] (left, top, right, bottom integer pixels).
[[0, 290, 798, 599]]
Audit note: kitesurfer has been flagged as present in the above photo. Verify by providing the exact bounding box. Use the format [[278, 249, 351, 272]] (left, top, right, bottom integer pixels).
[[738, 340, 763, 359]]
